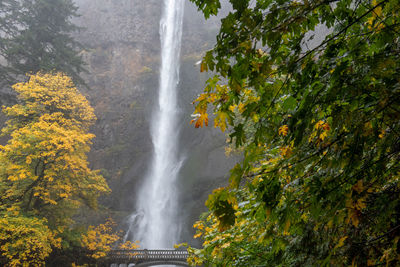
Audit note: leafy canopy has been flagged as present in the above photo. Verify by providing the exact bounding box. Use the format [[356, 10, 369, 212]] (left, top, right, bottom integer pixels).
[[188, 0, 400, 266], [0, 73, 109, 266], [82, 218, 140, 260]]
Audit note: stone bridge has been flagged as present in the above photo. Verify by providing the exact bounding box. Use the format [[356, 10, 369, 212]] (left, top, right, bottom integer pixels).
[[104, 249, 190, 266]]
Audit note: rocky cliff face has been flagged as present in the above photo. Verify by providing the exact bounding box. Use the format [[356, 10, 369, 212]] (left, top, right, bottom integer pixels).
[[73, 0, 236, 244]]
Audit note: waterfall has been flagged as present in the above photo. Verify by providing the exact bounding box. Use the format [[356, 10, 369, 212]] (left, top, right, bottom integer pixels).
[[125, 0, 185, 249]]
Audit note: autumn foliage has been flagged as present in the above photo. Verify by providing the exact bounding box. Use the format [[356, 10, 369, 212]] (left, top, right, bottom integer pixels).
[[0, 73, 110, 266], [82, 219, 139, 260], [188, 0, 400, 266], [0, 214, 61, 267]]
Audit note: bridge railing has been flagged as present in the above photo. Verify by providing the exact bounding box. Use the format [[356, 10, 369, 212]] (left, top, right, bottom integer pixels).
[[108, 249, 189, 261]]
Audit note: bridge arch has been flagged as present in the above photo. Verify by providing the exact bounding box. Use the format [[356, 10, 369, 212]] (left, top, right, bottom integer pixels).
[[110, 262, 189, 267], [134, 261, 189, 266]]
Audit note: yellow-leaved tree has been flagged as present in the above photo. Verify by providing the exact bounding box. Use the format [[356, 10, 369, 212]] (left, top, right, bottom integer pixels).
[[82, 219, 139, 260], [0, 73, 110, 266]]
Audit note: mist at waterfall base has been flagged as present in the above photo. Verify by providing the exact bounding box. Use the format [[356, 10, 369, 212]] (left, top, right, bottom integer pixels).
[[124, 0, 185, 250]]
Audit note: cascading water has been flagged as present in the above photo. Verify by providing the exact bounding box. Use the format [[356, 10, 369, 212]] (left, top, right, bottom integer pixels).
[[125, 0, 185, 249]]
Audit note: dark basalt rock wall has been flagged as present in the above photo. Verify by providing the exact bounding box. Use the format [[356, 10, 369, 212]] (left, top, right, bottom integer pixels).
[[73, 0, 237, 244]]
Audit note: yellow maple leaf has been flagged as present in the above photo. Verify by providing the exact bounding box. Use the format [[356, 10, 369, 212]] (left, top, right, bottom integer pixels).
[[279, 125, 289, 136], [214, 111, 229, 132], [334, 236, 348, 249], [221, 242, 231, 249], [190, 113, 209, 128], [352, 180, 364, 193]]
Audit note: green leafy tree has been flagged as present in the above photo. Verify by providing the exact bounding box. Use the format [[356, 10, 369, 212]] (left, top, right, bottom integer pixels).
[[188, 0, 400, 266], [0, 0, 85, 86], [0, 73, 109, 266]]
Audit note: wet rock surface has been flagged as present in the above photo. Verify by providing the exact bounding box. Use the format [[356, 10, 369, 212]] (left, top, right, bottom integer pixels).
[[73, 0, 237, 243]]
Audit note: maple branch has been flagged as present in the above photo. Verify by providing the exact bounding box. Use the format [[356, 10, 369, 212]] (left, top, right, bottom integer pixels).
[[356, 224, 400, 246], [294, 0, 390, 65]]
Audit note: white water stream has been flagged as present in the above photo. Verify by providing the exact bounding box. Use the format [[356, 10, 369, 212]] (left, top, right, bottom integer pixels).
[[125, 0, 185, 249]]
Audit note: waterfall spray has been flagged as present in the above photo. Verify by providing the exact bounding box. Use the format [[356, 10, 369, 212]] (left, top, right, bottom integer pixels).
[[125, 0, 185, 249]]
